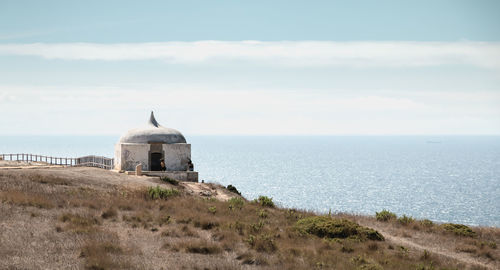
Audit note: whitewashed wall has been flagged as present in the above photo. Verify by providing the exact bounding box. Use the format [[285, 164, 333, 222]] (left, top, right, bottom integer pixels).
[[115, 143, 191, 171], [116, 143, 150, 171], [163, 144, 191, 171]]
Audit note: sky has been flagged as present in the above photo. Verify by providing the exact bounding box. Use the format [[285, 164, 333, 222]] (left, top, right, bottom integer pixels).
[[0, 0, 499, 135]]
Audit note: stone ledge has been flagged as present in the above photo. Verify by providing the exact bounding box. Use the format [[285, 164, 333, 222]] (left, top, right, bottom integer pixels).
[[143, 171, 198, 182]]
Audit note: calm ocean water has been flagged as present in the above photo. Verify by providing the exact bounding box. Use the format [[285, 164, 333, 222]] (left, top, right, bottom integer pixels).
[[1, 135, 499, 226]]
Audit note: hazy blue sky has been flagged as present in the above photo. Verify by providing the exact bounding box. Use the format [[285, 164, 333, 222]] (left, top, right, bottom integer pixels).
[[0, 0, 499, 135]]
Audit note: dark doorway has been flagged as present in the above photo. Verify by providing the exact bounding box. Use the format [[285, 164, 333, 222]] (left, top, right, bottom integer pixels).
[[150, 152, 162, 171]]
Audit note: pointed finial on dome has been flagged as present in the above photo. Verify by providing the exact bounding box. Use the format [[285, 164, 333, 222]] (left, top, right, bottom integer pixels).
[[148, 111, 160, 127]]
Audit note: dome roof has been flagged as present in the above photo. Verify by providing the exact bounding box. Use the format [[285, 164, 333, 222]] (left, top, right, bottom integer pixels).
[[119, 112, 186, 144]]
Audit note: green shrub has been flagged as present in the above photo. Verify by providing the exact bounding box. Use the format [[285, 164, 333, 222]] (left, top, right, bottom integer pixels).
[[160, 177, 179, 185], [246, 234, 277, 253], [258, 209, 268, 219], [208, 206, 217, 215], [295, 216, 384, 241], [420, 219, 434, 227], [228, 197, 245, 210], [442, 223, 476, 237], [148, 186, 179, 200], [285, 209, 303, 220], [375, 210, 397, 222], [250, 220, 265, 233], [256, 196, 275, 208], [226, 184, 241, 195], [397, 215, 415, 226]]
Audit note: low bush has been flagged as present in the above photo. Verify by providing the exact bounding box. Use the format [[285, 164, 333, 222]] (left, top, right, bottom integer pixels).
[[181, 225, 199, 237], [228, 197, 245, 210], [397, 215, 415, 226], [160, 176, 178, 185], [420, 219, 434, 227], [147, 186, 179, 200], [442, 223, 476, 237], [181, 240, 222, 254], [194, 218, 218, 230], [295, 216, 384, 241], [258, 209, 268, 219], [101, 208, 117, 219], [226, 184, 241, 195], [375, 210, 397, 222], [256, 196, 275, 208], [246, 234, 277, 253], [80, 241, 130, 269]]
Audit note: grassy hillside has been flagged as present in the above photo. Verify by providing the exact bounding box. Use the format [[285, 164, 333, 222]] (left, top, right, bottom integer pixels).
[[0, 168, 498, 269]]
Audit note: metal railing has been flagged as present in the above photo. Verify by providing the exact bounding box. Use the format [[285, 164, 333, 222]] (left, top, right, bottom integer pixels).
[[0, 153, 114, 170]]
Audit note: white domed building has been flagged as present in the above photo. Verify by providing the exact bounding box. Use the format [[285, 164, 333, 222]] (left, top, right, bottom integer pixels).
[[114, 112, 198, 181]]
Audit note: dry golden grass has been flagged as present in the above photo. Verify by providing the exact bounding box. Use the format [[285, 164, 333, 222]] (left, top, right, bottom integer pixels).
[[0, 190, 55, 209], [1, 168, 499, 269], [80, 240, 132, 270], [174, 239, 223, 254], [28, 174, 72, 186]]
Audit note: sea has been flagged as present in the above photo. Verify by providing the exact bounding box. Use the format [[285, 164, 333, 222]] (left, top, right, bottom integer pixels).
[[1, 135, 499, 227]]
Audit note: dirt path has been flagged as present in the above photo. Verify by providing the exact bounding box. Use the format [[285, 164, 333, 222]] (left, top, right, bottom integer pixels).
[[361, 222, 497, 270], [181, 182, 234, 201]]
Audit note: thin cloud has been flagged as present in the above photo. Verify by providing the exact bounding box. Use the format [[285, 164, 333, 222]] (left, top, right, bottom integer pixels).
[[0, 41, 499, 68], [1, 84, 499, 135]]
